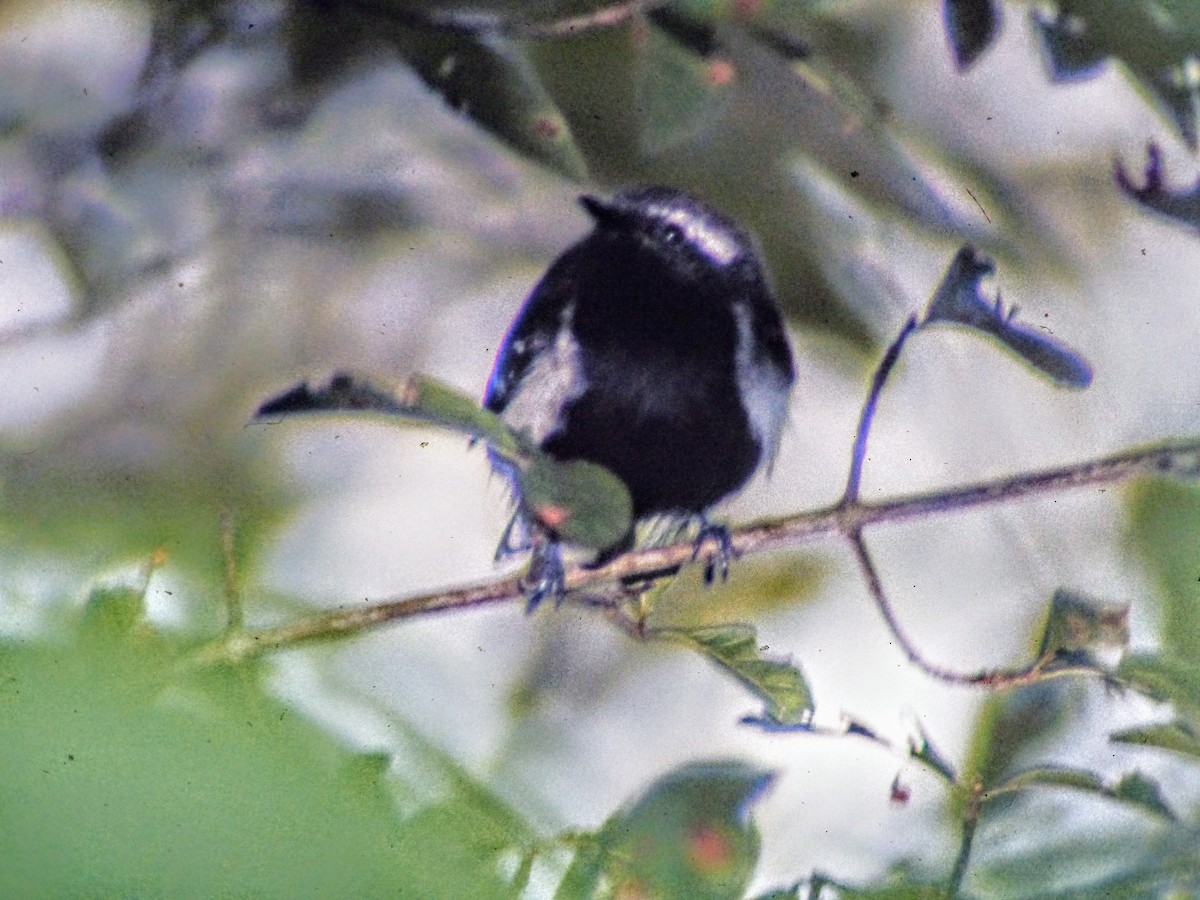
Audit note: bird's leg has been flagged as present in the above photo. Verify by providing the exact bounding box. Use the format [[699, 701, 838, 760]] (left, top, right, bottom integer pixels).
[[522, 533, 567, 612], [691, 516, 736, 585]]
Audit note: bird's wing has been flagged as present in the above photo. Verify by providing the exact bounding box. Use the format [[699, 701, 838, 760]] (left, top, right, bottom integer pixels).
[[484, 257, 579, 416]]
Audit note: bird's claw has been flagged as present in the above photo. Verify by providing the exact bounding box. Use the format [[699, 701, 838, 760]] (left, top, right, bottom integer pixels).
[[523, 539, 566, 613], [691, 520, 735, 585]]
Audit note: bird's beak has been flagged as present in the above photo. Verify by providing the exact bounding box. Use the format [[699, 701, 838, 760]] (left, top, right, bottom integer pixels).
[[579, 194, 618, 224]]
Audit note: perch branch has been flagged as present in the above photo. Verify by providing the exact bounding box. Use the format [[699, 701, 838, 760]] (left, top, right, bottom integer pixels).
[[185, 438, 1200, 668]]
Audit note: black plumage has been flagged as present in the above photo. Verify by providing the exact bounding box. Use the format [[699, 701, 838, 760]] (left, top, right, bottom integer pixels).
[[485, 186, 795, 584]]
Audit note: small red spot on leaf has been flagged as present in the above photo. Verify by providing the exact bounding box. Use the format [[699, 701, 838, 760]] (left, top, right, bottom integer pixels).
[[687, 824, 734, 873], [534, 117, 561, 139], [535, 504, 571, 530], [706, 59, 736, 86], [890, 776, 911, 805], [400, 378, 421, 406]]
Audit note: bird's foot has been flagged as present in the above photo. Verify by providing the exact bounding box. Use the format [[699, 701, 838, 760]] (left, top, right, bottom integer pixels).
[[522, 538, 566, 613], [691, 519, 736, 585]]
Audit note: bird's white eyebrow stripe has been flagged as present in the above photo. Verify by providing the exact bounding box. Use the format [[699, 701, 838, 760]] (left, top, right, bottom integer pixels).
[[651, 204, 741, 266]]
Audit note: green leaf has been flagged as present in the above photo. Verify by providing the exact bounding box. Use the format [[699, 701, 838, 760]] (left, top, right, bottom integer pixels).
[[968, 824, 1200, 898], [987, 767, 1175, 822], [1112, 720, 1200, 760], [653, 624, 814, 728], [1034, 587, 1129, 670], [257, 373, 523, 458], [588, 760, 773, 900], [0, 594, 533, 897], [961, 681, 1073, 806], [637, 14, 733, 154], [1116, 653, 1200, 722], [387, 23, 588, 180], [1112, 772, 1177, 821], [923, 246, 1093, 389], [519, 455, 633, 551], [554, 834, 607, 900], [80, 582, 148, 636], [1126, 478, 1200, 662], [652, 552, 826, 627], [808, 869, 948, 899], [257, 372, 634, 551], [992, 766, 1105, 794]]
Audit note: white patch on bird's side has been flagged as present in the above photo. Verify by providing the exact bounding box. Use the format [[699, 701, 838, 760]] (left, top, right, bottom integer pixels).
[[732, 303, 791, 468], [501, 304, 585, 444]]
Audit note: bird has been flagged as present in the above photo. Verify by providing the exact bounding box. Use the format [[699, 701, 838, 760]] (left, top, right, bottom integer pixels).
[[484, 186, 795, 606]]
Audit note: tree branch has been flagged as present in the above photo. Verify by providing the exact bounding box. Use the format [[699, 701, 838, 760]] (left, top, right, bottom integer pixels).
[[186, 437, 1200, 669]]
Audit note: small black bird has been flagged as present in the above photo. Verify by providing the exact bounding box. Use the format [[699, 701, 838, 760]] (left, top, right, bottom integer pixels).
[[485, 186, 795, 601]]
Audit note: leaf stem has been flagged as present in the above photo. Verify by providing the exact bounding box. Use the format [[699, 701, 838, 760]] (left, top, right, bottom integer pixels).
[[947, 779, 984, 898], [843, 314, 921, 504]]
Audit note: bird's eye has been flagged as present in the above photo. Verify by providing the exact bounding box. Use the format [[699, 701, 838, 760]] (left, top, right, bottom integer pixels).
[[661, 223, 685, 245]]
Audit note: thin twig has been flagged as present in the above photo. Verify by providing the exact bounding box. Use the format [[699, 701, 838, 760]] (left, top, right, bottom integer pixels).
[[185, 438, 1200, 669], [847, 528, 973, 685], [845, 529, 1108, 689], [843, 315, 921, 503]]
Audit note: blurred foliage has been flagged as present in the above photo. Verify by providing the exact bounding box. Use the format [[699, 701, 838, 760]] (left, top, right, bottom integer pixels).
[[557, 761, 771, 900], [0, 441, 284, 589], [2, 580, 785, 898], [0, 582, 528, 897], [943, 0, 1001, 72], [5, 0, 1200, 896], [1031, 0, 1200, 148], [80, 0, 1007, 344], [1127, 479, 1200, 664], [650, 551, 826, 626]]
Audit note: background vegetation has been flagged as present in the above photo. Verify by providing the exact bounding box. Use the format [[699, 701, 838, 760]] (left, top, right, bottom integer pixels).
[[3, 0, 1200, 896]]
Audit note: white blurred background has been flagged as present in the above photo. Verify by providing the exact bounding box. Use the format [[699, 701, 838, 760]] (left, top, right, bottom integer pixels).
[[2, 0, 1198, 890]]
